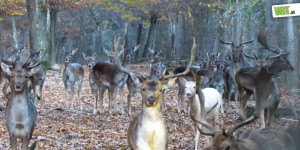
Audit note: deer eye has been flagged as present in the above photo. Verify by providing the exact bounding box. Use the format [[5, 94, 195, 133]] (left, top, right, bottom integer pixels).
[[160, 89, 162, 92], [11, 75, 14, 78], [25, 75, 29, 79], [193, 87, 195, 89], [142, 88, 145, 91]]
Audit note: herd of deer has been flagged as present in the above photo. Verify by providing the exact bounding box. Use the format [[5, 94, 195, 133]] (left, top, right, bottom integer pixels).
[[0, 28, 299, 150]]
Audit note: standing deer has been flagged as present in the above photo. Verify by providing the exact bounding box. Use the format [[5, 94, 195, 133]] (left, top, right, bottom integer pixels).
[[178, 76, 222, 150], [28, 49, 46, 108], [219, 31, 254, 76], [1, 58, 40, 150], [114, 37, 196, 150], [235, 29, 293, 128], [63, 48, 84, 110], [92, 38, 139, 114], [82, 53, 103, 114]]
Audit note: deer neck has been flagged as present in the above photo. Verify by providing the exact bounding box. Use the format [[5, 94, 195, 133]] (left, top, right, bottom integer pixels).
[[11, 82, 30, 104]]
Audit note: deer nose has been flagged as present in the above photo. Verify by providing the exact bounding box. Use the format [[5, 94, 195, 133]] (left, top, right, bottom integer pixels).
[[211, 62, 215, 66], [148, 96, 155, 104], [88, 65, 92, 68], [15, 84, 22, 92]]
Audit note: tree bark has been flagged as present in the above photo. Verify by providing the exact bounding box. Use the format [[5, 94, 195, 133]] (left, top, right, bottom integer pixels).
[[11, 16, 18, 48], [26, 0, 48, 53], [142, 10, 158, 58], [134, 23, 143, 62], [49, 9, 58, 65]]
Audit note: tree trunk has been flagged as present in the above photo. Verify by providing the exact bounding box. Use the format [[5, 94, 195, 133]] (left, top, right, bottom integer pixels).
[[26, 0, 48, 53], [11, 16, 18, 48], [49, 9, 58, 65], [142, 11, 158, 58], [134, 23, 143, 62]]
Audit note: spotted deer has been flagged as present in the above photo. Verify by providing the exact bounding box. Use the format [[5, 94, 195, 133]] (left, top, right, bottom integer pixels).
[[63, 48, 84, 110], [1, 57, 40, 150], [113, 37, 196, 150]]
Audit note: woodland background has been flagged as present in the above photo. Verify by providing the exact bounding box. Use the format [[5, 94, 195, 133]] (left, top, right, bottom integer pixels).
[[0, 0, 299, 149]]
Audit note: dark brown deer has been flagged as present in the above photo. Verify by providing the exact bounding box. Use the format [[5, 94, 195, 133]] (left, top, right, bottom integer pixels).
[[28, 49, 46, 108], [82, 53, 105, 114], [63, 48, 84, 110], [219, 31, 255, 76], [92, 38, 139, 114], [1, 58, 40, 150], [113, 37, 196, 150], [190, 72, 299, 150], [235, 28, 294, 128]]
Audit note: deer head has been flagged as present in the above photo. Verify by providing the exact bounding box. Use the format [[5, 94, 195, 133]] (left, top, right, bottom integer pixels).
[[1, 58, 41, 93], [83, 53, 96, 70], [207, 53, 220, 67], [63, 47, 78, 64], [219, 31, 255, 63]]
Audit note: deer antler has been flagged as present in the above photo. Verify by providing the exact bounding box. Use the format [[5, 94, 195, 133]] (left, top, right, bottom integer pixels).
[[243, 50, 257, 60], [227, 115, 256, 135], [160, 37, 196, 80]]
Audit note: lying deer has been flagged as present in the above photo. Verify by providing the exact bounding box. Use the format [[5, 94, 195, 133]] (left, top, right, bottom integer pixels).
[[1, 57, 40, 150], [178, 76, 222, 150], [206, 124, 299, 150], [113, 37, 196, 149], [92, 38, 139, 114], [63, 48, 84, 110]]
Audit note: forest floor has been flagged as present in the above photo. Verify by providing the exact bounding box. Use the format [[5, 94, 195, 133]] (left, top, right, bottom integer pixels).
[[0, 64, 299, 150]]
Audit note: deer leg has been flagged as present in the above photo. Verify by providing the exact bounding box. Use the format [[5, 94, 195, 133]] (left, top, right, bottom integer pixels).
[[108, 88, 116, 114], [33, 83, 37, 101], [70, 85, 75, 109], [266, 107, 275, 127], [40, 82, 44, 108], [21, 136, 30, 150], [259, 109, 266, 128], [78, 83, 83, 111], [119, 87, 124, 114], [238, 91, 251, 121], [127, 88, 135, 116], [92, 88, 98, 114], [64, 84, 69, 106], [98, 87, 105, 113], [9, 134, 17, 150], [195, 124, 201, 150]]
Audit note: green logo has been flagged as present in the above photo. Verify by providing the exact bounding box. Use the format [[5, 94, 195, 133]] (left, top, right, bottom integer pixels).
[[274, 6, 290, 16]]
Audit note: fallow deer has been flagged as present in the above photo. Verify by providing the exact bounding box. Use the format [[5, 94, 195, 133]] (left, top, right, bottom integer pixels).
[[82, 53, 103, 114], [235, 28, 293, 128], [63, 48, 84, 110], [28, 49, 46, 108], [219, 31, 255, 76], [92, 38, 139, 114], [178, 76, 222, 150], [1, 57, 40, 150], [113, 37, 196, 150]]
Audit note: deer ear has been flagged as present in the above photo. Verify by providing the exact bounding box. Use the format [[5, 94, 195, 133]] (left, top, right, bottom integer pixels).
[[82, 53, 87, 59], [148, 48, 154, 53], [1, 62, 13, 75], [162, 77, 177, 90], [27, 65, 40, 76], [71, 48, 78, 55], [134, 45, 140, 52], [178, 77, 186, 85]]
